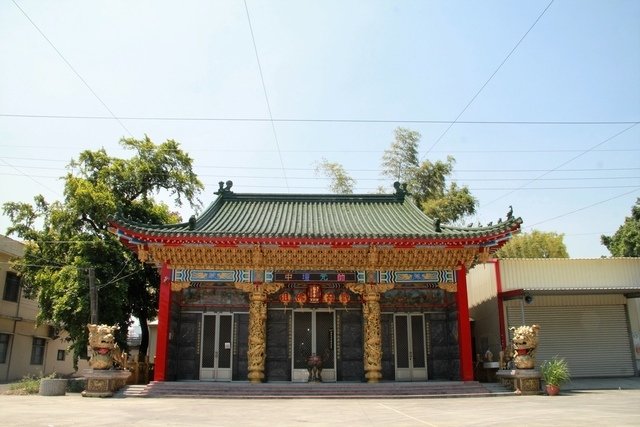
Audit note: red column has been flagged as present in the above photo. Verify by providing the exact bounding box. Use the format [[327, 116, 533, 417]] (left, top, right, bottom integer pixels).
[[456, 264, 474, 381], [154, 262, 172, 381]]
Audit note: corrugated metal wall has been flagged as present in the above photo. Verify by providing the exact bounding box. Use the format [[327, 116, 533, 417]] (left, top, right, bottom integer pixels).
[[499, 258, 640, 291], [467, 262, 497, 307], [507, 303, 634, 377]]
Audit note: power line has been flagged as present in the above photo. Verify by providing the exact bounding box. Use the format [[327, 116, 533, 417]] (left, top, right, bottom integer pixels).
[[525, 187, 640, 228], [0, 157, 61, 196], [486, 122, 640, 206], [0, 156, 637, 174], [244, 0, 289, 191], [2, 113, 637, 126], [424, 0, 555, 155], [1, 169, 638, 183], [11, 0, 132, 137], [1, 146, 638, 156]]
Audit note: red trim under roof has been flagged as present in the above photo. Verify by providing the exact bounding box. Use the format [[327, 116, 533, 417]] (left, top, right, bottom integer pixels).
[[112, 223, 517, 250]]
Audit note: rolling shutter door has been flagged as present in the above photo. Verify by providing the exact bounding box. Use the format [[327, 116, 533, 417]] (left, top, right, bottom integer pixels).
[[507, 305, 634, 377]]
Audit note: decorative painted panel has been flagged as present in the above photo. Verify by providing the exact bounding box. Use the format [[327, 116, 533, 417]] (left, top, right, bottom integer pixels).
[[378, 270, 456, 284], [172, 269, 252, 283], [181, 285, 249, 306], [274, 270, 358, 283]]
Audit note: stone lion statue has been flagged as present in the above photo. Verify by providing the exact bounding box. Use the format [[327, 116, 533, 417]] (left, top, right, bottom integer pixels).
[[87, 324, 126, 370], [509, 324, 540, 369]]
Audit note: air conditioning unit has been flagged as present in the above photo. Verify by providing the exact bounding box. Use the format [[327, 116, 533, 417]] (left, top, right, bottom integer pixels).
[[47, 326, 59, 339]]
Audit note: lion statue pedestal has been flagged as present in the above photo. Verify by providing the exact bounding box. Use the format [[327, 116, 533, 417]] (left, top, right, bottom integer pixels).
[[82, 324, 131, 398], [496, 325, 542, 395]]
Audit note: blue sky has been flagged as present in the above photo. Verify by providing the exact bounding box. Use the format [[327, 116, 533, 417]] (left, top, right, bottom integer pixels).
[[1, 0, 638, 258]]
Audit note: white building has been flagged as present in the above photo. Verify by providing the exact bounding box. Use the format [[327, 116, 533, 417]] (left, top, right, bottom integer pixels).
[[0, 235, 87, 381], [468, 258, 640, 377]]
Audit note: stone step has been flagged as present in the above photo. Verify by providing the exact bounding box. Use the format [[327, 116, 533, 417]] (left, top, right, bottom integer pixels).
[[119, 381, 495, 399]]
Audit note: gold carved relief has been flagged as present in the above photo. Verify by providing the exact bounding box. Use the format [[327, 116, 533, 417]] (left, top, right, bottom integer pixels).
[[144, 244, 482, 271], [170, 281, 189, 292], [345, 282, 394, 383], [233, 282, 283, 383], [437, 283, 458, 293]]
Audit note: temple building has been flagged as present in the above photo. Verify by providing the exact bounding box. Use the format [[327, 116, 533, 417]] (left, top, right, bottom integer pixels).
[[110, 181, 522, 383]]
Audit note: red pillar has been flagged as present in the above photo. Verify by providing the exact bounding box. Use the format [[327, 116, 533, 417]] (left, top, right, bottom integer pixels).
[[456, 264, 474, 381], [154, 262, 172, 381]]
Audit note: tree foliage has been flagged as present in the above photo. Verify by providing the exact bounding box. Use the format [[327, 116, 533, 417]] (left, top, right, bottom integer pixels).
[[316, 127, 477, 223], [381, 128, 477, 223], [381, 127, 420, 184], [3, 136, 203, 365], [601, 198, 640, 257], [314, 158, 357, 194], [496, 230, 569, 258]]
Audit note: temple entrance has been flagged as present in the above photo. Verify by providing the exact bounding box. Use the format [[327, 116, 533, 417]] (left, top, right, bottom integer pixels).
[[394, 313, 428, 381], [200, 313, 233, 381], [292, 310, 336, 382]]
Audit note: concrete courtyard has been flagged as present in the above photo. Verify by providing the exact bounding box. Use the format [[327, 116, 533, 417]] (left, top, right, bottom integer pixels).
[[1, 379, 640, 427]]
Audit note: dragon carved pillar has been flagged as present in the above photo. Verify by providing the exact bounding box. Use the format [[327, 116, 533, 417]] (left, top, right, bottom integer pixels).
[[346, 283, 394, 383], [234, 282, 283, 383]]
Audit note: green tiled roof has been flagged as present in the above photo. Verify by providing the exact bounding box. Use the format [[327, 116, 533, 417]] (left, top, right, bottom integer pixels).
[[112, 191, 522, 242]]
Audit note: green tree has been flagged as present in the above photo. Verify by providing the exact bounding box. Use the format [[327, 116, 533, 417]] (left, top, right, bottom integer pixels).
[[3, 136, 203, 365], [601, 198, 640, 257], [381, 127, 420, 183], [381, 127, 476, 223], [497, 230, 569, 258], [314, 158, 357, 194]]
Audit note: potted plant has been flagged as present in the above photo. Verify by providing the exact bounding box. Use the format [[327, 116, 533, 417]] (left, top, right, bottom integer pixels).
[[540, 357, 571, 395]]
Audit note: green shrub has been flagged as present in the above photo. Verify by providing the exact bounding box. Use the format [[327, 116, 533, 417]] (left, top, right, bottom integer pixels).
[[7, 374, 41, 395]]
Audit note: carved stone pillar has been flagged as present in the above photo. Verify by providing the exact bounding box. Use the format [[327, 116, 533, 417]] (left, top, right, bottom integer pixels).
[[346, 283, 394, 383], [234, 283, 283, 383]]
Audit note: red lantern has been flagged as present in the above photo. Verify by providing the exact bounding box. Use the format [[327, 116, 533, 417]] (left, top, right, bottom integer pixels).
[[322, 291, 335, 306], [295, 291, 308, 307], [307, 284, 322, 303], [338, 291, 351, 307], [279, 291, 292, 307]]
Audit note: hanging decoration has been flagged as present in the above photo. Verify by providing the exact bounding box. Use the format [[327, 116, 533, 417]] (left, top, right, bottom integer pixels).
[[322, 291, 335, 306], [307, 284, 322, 303], [279, 290, 292, 307], [295, 291, 308, 307], [338, 291, 351, 307]]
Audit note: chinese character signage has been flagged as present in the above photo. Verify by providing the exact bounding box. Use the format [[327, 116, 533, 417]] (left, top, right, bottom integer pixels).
[[274, 271, 357, 283]]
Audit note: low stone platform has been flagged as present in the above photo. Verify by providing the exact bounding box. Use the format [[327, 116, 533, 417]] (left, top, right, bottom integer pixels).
[[496, 369, 541, 395], [118, 380, 496, 399], [82, 369, 131, 398]]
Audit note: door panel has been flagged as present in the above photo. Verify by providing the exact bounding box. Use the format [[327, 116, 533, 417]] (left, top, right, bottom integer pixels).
[[200, 313, 233, 381], [292, 310, 336, 382], [338, 310, 364, 381], [232, 313, 249, 381], [266, 310, 291, 381], [394, 314, 428, 381]]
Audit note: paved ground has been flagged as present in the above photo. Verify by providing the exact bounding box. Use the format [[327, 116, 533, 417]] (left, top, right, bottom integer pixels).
[[1, 378, 639, 426]]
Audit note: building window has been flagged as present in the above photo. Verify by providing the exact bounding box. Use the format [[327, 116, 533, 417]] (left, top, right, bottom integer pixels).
[[30, 338, 46, 365], [0, 333, 9, 363], [56, 349, 65, 361], [3, 271, 20, 302]]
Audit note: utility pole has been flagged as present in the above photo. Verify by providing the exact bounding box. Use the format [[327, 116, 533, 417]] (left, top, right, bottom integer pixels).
[[88, 267, 98, 324]]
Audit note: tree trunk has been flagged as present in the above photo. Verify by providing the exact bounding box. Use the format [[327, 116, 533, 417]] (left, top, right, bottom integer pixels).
[[138, 316, 149, 362]]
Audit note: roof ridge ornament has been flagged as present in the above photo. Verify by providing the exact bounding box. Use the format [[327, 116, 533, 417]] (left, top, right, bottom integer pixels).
[[393, 181, 409, 200], [215, 180, 234, 195]]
